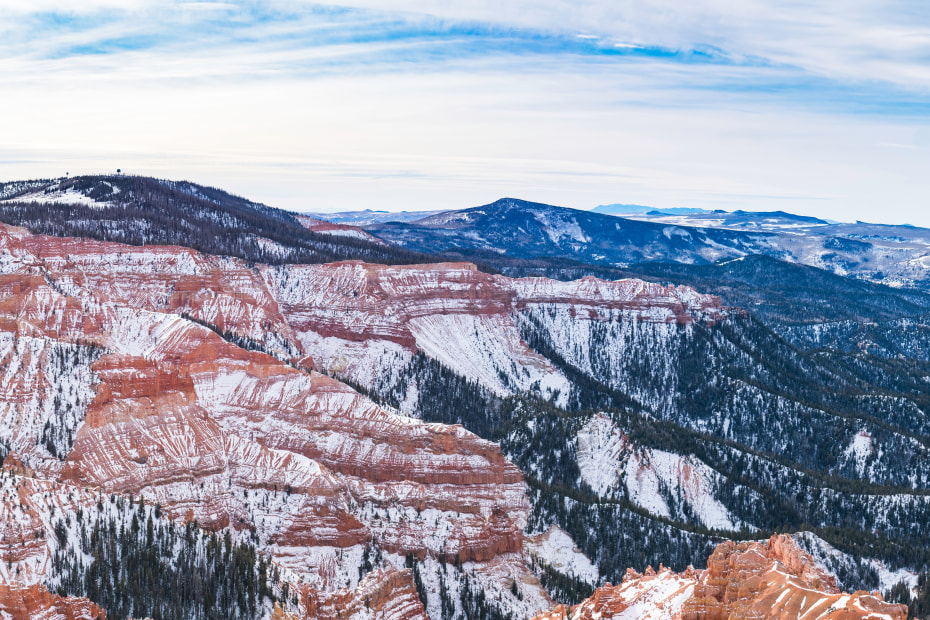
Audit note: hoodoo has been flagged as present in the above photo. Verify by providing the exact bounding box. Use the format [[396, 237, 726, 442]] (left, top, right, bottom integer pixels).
[[532, 535, 908, 620]]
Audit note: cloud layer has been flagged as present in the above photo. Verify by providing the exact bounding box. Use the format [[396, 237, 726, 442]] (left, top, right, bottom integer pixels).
[[1, 1, 929, 223]]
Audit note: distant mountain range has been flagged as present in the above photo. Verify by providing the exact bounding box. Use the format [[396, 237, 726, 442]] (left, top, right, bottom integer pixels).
[[303, 208, 449, 226], [591, 203, 708, 216], [310, 197, 930, 290], [1, 176, 928, 619]]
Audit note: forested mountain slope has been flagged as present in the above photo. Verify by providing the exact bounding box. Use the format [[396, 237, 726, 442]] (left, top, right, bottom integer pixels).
[[0, 176, 434, 266], [0, 178, 925, 619], [362, 197, 930, 289]]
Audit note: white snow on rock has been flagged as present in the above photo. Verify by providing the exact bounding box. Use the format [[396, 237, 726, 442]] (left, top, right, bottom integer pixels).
[[646, 449, 740, 532], [794, 531, 919, 595], [624, 449, 672, 519], [573, 569, 695, 620], [576, 413, 632, 496], [843, 430, 875, 476], [297, 331, 412, 393], [575, 414, 745, 532], [524, 525, 599, 585]]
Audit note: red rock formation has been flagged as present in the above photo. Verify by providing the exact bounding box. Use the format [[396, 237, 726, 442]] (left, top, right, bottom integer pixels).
[[0, 583, 105, 620], [285, 567, 428, 620], [259, 260, 725, 400], [261, 260, 723, 350], [532, 535, 908, 620], [2, 452, 33, 477], [0, 220, 721, 614]]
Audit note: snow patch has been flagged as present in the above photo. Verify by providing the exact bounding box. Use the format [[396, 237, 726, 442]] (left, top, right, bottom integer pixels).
[[524, 525, 599, 585], [576, 413, 631, 495], [575, 414, 745, 531], [2, 188, 112, 209], [843, 430, 874, 476], [533, 211, 590, 245]]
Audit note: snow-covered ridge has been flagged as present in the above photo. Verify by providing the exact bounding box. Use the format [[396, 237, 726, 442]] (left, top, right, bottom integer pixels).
[[1, 187, 113, 209], [575, 414, 748, 532]]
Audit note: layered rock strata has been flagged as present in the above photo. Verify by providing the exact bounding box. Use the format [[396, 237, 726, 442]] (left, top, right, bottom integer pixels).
[[0, 223, 570, 615]]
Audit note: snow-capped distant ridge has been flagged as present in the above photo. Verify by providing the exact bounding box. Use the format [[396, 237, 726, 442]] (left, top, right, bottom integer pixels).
[[0, 174, 434, 268], [305, 208, 451, 227], [592, 204, 709, 216], [367, 195, 930, 290]]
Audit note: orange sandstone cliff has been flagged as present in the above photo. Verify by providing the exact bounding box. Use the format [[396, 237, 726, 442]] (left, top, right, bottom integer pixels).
[[532, 534, 908, 620]]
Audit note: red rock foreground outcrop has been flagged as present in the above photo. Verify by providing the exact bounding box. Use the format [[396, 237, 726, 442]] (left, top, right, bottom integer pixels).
[[0, 583, 105, 620], [533, 534, 908, 620]]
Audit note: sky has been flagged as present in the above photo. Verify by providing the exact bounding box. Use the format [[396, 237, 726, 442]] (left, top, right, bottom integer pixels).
[[1, 1, 929, 225]]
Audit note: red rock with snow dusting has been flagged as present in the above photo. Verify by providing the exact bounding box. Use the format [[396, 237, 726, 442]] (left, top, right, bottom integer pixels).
[[0, 221, 722, 617], [281, 567, 428, 620], [532, 535, 908, 620], [0, 583, 106, 620], [0, 222, 542, 611]]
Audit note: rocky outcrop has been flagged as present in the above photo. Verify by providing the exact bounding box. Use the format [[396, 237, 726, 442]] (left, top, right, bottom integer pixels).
[[0, 583, 105, 620], [2, 452, 33, 477], [0, 221, 724, 617], [261, 260, 724, 399], [0, 223, 540, 611], [532, 534, 908, 620], [291, 567, 428, 620]]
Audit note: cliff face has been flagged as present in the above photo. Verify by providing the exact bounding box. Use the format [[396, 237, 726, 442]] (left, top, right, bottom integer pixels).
[[532, 534, 909, 620], [0, 221, 911, 620], [275, 568, 428, 620], [0, 223, 560, 616], [261, 261, 724, 402]]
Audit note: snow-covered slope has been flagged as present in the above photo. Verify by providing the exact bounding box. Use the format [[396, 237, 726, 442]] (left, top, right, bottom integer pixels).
[[524, 525, 599, 585], [575, 414, 747, 532], [367, 197, 930, 290], [793, 531, 919, 595]]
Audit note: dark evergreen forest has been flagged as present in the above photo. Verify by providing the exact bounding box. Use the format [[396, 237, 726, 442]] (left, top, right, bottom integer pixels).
[[0, 176, 435, 266], [50, 494, 278, 620]]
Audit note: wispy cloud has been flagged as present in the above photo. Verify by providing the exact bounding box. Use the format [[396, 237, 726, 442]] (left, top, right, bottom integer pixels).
[[1, 0, 927, 118], [1, 1, 929, 224]]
